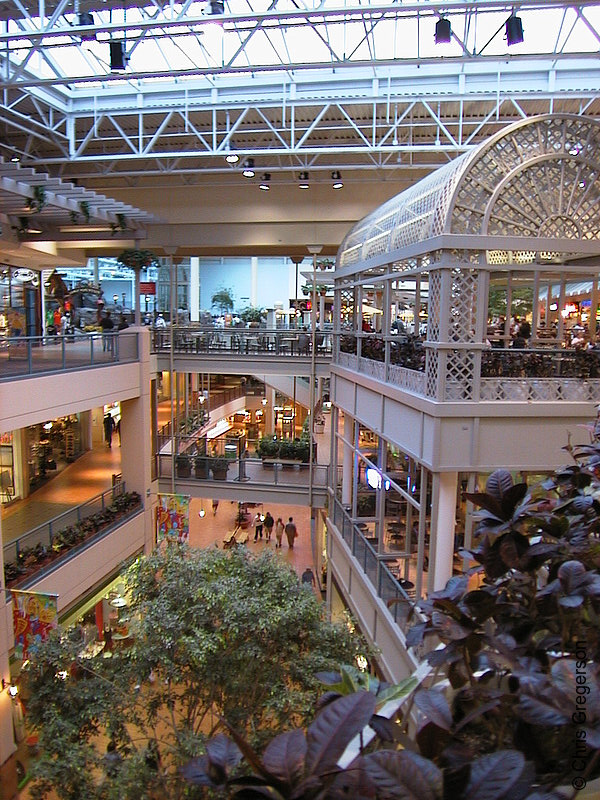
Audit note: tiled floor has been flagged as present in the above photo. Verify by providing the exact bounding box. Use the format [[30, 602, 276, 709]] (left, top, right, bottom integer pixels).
[[1, 437, 316, 586]]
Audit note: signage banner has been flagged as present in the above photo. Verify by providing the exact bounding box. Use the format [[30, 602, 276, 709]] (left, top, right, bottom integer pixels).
[[11, 590, 58, 660], [156, 493, 190, 543], [139, 282, 156, 295]]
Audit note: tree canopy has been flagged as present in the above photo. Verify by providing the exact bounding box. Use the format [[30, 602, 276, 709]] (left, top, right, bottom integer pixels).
[[211, 286, 234, 313], [25, 546, 366, 800]]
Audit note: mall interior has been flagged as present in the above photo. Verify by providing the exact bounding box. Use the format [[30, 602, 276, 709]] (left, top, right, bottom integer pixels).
[[1, 2, 600, 797]]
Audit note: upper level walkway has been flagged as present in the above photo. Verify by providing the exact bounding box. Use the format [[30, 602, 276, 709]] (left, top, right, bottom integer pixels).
[[0, 330, 140, 381], [151, 326, 332, 376]]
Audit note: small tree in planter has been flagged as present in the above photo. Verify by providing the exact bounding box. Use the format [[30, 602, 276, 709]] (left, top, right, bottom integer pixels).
[[258, 436, 280, 461], [194, 455, 209, 479], [175, 454, 191, 478], [209, 456, 230, 480]]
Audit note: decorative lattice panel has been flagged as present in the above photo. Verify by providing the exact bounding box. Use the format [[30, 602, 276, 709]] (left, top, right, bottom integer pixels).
[[425, 350, 438, 398], [446, 350, 475, 401], [451, 115, 600, 238], [427, 271, 442, 342], [449, 269, 478, 343]]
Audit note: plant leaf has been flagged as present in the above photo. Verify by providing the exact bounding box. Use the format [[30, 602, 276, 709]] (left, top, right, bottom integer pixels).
[[262, 729, 307, 784], [486, 470, 514, 500], [464, 751, 526, 800], [305, 691, 376, 775], [363, 750, 443, 800], [376, 676, 418, 706], [414, 689, 453, 731]]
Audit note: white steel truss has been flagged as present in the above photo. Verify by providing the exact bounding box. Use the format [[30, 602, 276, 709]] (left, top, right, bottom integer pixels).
[[0, 2, 599, 181]]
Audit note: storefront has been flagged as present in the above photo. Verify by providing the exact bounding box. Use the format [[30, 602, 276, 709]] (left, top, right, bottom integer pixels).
[[0, 267, 40, 339], [27, 414, 87, 491]]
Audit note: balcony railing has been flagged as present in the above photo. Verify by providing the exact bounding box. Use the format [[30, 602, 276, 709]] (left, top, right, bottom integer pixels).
[[329, 497, 416, 636], [150, 326, 332, 357], [0, 331, 140, 381], [157, 453, 328, 491], [3, 484, 143, 590], [337, 335, 600, 402]]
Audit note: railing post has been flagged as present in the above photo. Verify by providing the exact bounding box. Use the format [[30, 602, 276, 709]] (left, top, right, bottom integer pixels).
[[90, 333, 94, 365], [28, 339, 33, 375]]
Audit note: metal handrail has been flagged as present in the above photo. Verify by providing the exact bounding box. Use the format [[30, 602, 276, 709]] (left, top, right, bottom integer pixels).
[[150, 326, 333, 356], [0, 330, 140, 381], [2, 483, 139, 584]]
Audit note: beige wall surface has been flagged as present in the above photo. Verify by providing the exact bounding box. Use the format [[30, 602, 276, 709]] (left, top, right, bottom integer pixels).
[[80, 177, 407, 258]]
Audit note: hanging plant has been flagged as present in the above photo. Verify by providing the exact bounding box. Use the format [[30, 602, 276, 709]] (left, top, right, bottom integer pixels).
[[110, 213, 128, 235], [301, 283, 329, 296], [70, 201, 91, 224], [27, 185, 46, 213], [117, 249, 157, 269]]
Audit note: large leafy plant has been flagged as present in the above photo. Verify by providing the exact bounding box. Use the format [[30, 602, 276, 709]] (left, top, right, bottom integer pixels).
[[184, 423, 600, 799]]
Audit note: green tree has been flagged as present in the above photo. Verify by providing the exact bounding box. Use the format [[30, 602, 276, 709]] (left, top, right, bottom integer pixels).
[[488, 286, 533, 319], [239, 306, 265, 323], [211, 286, 234, 314], [25, 546, 366, 800]]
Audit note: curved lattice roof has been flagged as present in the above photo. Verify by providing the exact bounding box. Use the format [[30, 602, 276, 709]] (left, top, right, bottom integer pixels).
[[338, 114, 600, 269]]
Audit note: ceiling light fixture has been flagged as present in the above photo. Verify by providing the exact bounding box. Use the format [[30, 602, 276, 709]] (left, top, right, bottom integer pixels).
[[109, 40, 128, 71], [435, 18, 452, 44], [259, 173, 271, 190], [298, 171, 310, 189], [242, 158, 255, 177], [208, 1, 224, 14], [505, 14, 524, 46], [331, 170, 343, 189], [225, 142, 239, 163], [77, 11, 96, 41]]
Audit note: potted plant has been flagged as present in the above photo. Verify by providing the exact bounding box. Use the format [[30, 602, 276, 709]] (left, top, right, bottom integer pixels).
[[194, 455, 209, 479], [209, 456, 230, 480], [257, 436, 280, 463], [235, 506, 252, 529], [175, 453, 191, 478]]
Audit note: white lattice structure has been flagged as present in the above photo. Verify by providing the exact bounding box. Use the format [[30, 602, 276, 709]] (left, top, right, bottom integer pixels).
[[336, 114, 600, 403], [328, 114, 600, 618]]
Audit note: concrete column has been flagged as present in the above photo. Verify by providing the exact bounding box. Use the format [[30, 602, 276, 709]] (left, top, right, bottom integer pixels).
[[342, 412, 353, 505], [12, 428, 28, 500], [118, 327, 156, 554], [91, 256, 99, 286], [428, 471, 458, 593], [250, 256, 258, 308], [190, 257, 200, 322], [265, 387, 276, 435], [80, 410, 93, 451]]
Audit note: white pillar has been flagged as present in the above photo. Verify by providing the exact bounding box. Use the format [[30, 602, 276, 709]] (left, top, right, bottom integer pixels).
[[265, 387, 276, 435], [428, 471, 458, 592], [319, 292, 325, 326], [190, 257, 200, 322], [118, 327, 156, 554], [250, 257, 258, 308], [342, 412, 353, 505]]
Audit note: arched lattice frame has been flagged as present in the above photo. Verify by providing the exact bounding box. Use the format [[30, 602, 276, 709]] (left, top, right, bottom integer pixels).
[[336, 114, 600, 401]]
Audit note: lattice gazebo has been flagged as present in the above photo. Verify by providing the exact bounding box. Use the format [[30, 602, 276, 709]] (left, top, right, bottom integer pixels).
[[335, 114, 600, 402]]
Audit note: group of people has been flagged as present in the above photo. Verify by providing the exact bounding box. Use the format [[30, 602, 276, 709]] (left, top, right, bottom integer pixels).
[[252, 512, 298, 548]]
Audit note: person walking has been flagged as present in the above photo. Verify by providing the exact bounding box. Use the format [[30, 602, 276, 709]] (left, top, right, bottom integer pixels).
[[253, 511, 264, 542], [284, 516, 297, 549], [263, 511, 274, 542], [274, 517, 284, 548], [99, 310, 114, 352], [103, 413, 115, 448], [301, 567, 316, 588]]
